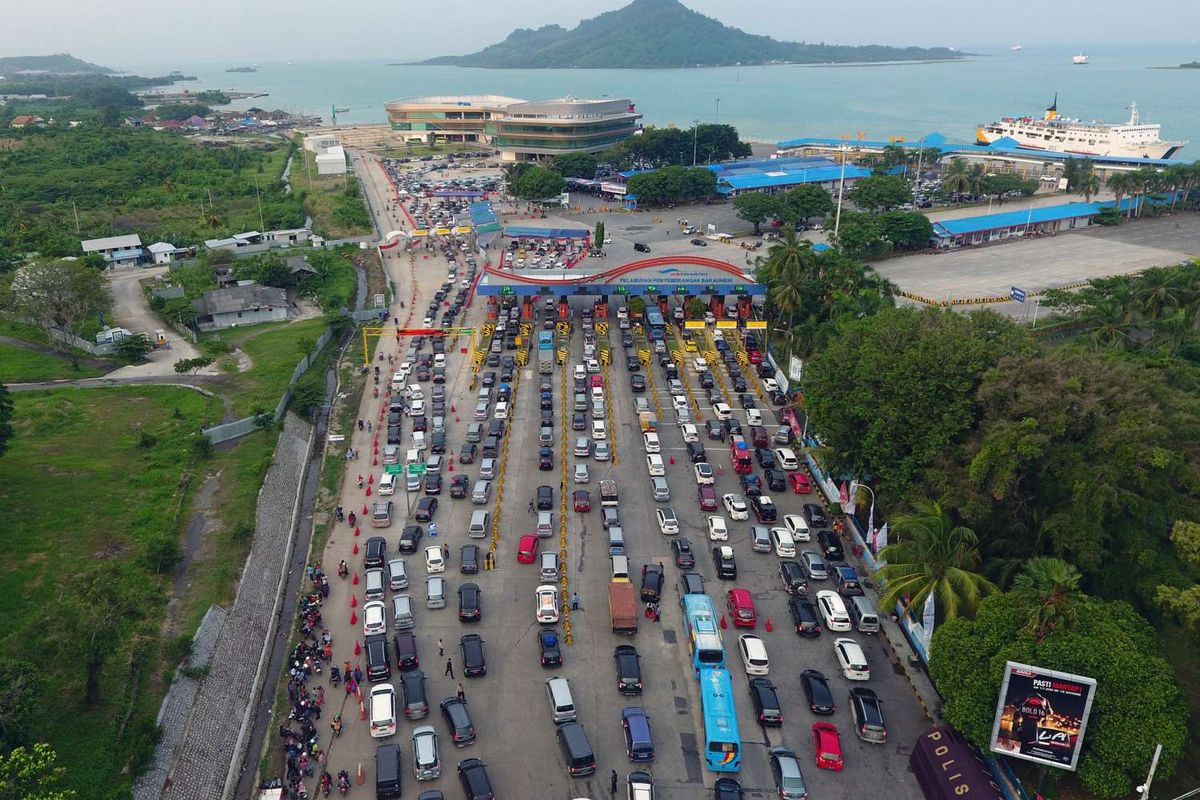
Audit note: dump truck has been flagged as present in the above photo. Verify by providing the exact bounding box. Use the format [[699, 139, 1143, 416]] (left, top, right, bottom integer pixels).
[[600, 480, 619, 508], [609, 581, 638, 635]]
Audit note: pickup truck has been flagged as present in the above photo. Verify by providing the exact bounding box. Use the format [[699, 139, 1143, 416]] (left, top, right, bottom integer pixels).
[[609, 581, 638, 635]]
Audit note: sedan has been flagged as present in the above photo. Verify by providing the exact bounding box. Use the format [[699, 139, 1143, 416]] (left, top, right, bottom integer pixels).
[[457, 583, 481, 622], [671, 537, 695, 568], [460, 633, 487, 677], [594, 441, 612, 461], [415, 497, 438, 522], [789, 596, 822, 637], [812, 723, 844, 771], [535, 585, 559, 624], [457, 758, 493, 800], [424, 545, 445, 574], [459, 544, 480, 574], [713, 778, 744, 800], [536, 485, 554, 511], [631, 374, 647, 392], [707, 516, 729, 541], [572, 412, 587, 431], [748, 677, 783, 727], [449, 475, 469, 498], [769, 747, 808, 800], [538, 629, 562, 667], [694, 462, 715, 484], [800, 669, 836, 715], [424, 474, 442, 495], [574, 464, 590, 484], [614, 645, 643, 695], [573, 490, 591, 512], [362, 600, 387, 636], [538, 447, 554, 470], [722, 493, 749, 521], [801, 550, 828, 581]]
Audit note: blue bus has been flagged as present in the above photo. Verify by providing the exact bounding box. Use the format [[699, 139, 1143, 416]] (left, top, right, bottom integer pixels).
[[698, 668, 741, 772], [681, 594, 726, 673], [537, 330, 554, 350], [645, 310, 666, 341]]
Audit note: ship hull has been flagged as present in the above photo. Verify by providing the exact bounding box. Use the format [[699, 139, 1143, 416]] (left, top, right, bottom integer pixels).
[[976, 129, 1183, 159]]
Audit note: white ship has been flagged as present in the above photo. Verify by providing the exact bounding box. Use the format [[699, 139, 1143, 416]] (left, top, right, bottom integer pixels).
[[977, 97, 1186, 159], [1072, 53, 1089, 64], [1011, 44, 1023, 51]]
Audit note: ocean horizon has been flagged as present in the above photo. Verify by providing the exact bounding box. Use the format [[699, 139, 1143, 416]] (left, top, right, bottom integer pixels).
[[120, 43, 1200, 155]]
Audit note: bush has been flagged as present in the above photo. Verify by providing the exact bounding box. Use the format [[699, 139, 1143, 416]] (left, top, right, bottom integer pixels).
[[137, 431, 158, 449], [191, 435, 213, 460]]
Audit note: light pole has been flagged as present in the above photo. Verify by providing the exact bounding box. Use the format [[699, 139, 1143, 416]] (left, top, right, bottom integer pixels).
[[714, 98, 721, 125], [692, 119, 700, 167], [833, 145, 848, 240]]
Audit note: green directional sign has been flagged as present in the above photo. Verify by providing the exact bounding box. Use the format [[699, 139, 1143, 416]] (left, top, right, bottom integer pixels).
[[407, 463, 427, 476], [385, 464, 402, 475]]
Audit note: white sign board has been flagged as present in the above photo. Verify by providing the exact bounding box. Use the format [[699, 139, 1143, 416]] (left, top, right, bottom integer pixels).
[[788, 356, 803, 382]]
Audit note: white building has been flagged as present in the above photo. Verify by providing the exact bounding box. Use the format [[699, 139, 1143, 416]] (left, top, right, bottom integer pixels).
[[304, 134, 339, 153], [191, 284, 289, 330], [147, 241, 182, 265], [81, 234, 144, 268], [316, 144, 348, 175]]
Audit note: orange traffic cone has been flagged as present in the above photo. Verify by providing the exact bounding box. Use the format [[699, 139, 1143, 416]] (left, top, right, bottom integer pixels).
[[366, 486, 372, 496], [669, 455, 675, 465], [354, 639, 362, 656], [354, 526, 360, 537], [373, 457, 377, 465], [362, 505, 368, 515], [351, 594, 357, 608], [352, 572, 359, 585], [450, 404, 456, 413], [357, 763, 365, 786], [352, 541, 359, 555], [455, 415, 460, 422], [359, 698, 367, 720], [765, 618, 774, 633], [350, 610, 357, 625], [368, 475, 374, 484], [719, 614, 728, 629]]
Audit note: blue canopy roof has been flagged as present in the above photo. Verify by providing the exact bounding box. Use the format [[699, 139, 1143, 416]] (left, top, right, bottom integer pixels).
[[932, 198, 1138, 238], [716, 165, 871, 193], [504, 225, 589, 239]]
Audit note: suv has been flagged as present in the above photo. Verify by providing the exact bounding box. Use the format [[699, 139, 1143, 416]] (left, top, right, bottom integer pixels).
[[748, 677, 783, 727], [364, 536, 388, 568], [458, 583, 482, 622], [849, 688, 888, 743], [458, 758, 493, 800], [671, 537, 695, 568], [440, 697, 477, 746], [614, 645, 643, 695]]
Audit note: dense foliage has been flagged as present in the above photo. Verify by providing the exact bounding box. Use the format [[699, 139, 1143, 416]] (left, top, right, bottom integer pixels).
[[624, 166, 717, 205], [930, 591, 1187, 797], [0, 129, 303, 258], [420, 0, 961, 68], [601, 124, 750, 170], [551, 152, 598, 178], [833, 210, 934, 258], [847, 174, 912, 211], [506, 165, 566, 200]]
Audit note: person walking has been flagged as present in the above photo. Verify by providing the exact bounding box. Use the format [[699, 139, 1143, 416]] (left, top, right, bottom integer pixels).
[[353, 665, 363, 685], [437, 639, 445, 657], [456, 682, 465, 702], [610, 769, 618, 795], [445, 658, 455, 679], [571, 592, 580, 611]]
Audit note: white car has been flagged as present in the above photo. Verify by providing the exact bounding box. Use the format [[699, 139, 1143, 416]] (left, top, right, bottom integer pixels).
[[693, 357, 709, 372], [722, 493, 750, 521], [433, 353, 446, 369], [369, 683, 397, 738], [680, 423, 699, 443], [656, 507, 680, 535], [763, 378, 781, 394], [362, 600, 387, 636], [834, 637, 871, 681], [712, 402, 733, 421], [574, 464, 590, 484], [493, 401, 509, 420], [672, 394, 689, 411], [708, 515, 730, 541], [592, 420, 607, 440], [738, 634, 770, 676], [643, 432, 661, 453], [585, 359, 600, 374], [774, 448, 799, 471], [409, 399, 426, 418], [746, 409, 763, 426], [770, 527, 797, 557], [424, 545, 445, 574], [783, 514, 811, 542], [574, 365, 586, 379], [694, 462, 715, 485], [574, 437, 591, 457], [536, 585, 560, 624], [646, 454, 665, 476]]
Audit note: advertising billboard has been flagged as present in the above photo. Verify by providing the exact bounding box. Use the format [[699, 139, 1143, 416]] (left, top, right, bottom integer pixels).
[[989, 662, 1097, 770]]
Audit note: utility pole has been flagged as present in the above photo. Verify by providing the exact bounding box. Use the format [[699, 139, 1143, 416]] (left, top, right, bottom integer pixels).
[[714, 98, 721, 125], [254, 176, 266, 232], [833, 146, 848, 240], [1137, 743, 1163, 800], [692, 120, 699, 167], [72, 198, 80, 234]]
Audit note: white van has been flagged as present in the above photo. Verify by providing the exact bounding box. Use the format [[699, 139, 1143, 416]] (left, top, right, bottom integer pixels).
[[378, 473, 397, 496], [468, 510, 490, 539], [816, 590, 852, 632], [545, 677, 577, 723], [610, 554, 631, 581], [540, 552, 560, 582]]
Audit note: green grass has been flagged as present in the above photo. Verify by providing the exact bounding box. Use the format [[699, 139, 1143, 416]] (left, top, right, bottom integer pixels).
[[200, 317, 331, 417], [0, 341, 106, 382], [0, 385, 218, 796], [290, 143, 373, 239]]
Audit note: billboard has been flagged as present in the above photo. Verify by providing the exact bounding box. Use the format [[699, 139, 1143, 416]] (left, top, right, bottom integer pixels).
[[989, 662, 1097, 770]]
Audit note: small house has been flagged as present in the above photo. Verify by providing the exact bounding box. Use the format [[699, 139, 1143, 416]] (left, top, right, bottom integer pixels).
[[147, 241, 182, 265], [81, 234, 144, 268], [10, 115, 44, 128], [191, 284, 289, 330]]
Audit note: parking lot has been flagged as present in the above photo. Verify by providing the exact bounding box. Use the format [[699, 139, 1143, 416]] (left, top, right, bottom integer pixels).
[[305, 158, 929, 800]]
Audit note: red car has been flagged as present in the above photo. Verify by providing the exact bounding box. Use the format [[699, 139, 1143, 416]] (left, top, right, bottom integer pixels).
[[747, 349, 764, 364], [590, 375, 604, 389], [726, 588, 757, 628], [573, 489, 592, 512], [790, 472, 811, 494], [517, 534, 539, 564], [812, 722, 844, 771], [697, 485, 718, 511]]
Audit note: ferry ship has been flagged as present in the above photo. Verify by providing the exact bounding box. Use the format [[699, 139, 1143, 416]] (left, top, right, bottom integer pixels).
[[977, 98, 1186, 159]]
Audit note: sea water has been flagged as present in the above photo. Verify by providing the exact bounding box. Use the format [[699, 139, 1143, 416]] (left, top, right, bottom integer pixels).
[[120, 44, 1200, 152]]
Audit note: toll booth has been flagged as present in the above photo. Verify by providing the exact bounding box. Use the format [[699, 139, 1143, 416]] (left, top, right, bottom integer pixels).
[[657, 295, 669, 315], [594, 297, 608, 319], [737, 297, 753, 320], [522, 298, 533, 320], [710, 295, 725, 317], [558, 298, 571, 321]]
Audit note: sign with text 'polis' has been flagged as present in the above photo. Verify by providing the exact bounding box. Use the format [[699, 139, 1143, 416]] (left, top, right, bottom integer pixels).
[[988, 662, 1096, 771]]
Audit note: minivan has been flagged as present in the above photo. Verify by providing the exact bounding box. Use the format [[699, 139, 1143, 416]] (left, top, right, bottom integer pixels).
[[622, 706, 655, 762], [375, 743, 403, 799], [481, 436, 499, 458], [472, 480, 491, 504], [469, 510, 490, 538], [848, 595, 880, 634], [479, 458, 497, 480], [391, 595, 415, 631], [608, 527, 626, 556], [401, 669, 429, 719], [411, 725, 441, 780], [466, 422, 484, 443], [545, 677, 578, 723], [816, 590, 852, 632], [365, 633, 392, 682], [540, 552, 560, 582], [611, 554, 631, 581], [364, 567, 386, 601], [556, 721, 597, 777], [378, 473, 397, 496], [650, 477, 670, 502]]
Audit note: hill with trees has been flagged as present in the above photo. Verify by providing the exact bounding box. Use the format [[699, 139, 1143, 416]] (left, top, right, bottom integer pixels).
[[419, 0, 961, 68], [0, 53, 114, 76]]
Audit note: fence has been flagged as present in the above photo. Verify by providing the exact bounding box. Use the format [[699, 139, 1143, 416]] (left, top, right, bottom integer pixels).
[[202, 326, 333, 444]]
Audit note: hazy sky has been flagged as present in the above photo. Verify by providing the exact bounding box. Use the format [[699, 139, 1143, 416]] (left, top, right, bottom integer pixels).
[[2, 0, 1198, 66]]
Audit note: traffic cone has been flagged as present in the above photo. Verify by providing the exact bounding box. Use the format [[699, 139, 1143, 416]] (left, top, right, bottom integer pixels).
[[350, 610, 357, 625], [352, 572, 359, 585], [719, 614, 727, 629], [356, 763, 365, 786], [368, 475, 374, 484], [352, 541, 359, 555], [765, 618, 774, 633], [448, 462, 454, 472], [669, 455, 675, 465], [354, 639, 362, 656], [351, 594, 357, 608], [450, 404, 456, 413], [362, 505, 368, 515], [373, 457, 378, 466], [354, 526, 360, 537], [455, 415, 460, 422], [359, 698, 367, 720], [366, 486, 372, 496]]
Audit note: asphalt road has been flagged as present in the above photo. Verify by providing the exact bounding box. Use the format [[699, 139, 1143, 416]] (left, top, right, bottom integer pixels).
[[305, 161, 928, 800]]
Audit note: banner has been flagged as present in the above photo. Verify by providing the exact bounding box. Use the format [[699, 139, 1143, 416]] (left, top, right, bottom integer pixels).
[[845, 481, 859, 516], [920, 591, 936, 652], [873, 522, 888, 551], [788, 356, 803, 382], [989, 663, 1097, 771]]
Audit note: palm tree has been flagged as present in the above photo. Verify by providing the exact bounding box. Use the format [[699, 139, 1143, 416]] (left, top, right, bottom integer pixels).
[[966, 164, 987, 196], [1082, 298, 1133, 349], [1010, 557, 1084, 641], [762, 229, 815, 323], [1136, 266, 1185, 319], [875, 500, 998, 620], [942, 159, 970, 195], [1077, 173, 1101, 203], [1106, 172, 1134, 220]]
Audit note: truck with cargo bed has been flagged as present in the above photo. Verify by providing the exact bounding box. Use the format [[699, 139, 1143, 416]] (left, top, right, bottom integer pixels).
[[609, 581, 638, 634]]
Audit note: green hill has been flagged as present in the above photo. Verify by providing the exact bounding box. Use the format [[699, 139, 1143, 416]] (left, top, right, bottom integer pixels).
[[0, 53, 113, 76], [417, 0, 961, 68]]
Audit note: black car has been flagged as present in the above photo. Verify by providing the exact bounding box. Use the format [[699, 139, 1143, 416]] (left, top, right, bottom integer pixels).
[[415, 497, 438, 522], [364, 536, 388, 568], [441, 698, 476, 747], [640, 563, 664, 602], [458, 583, 481, 622], [731, 376, 748, 393], [536, 485, 554, 510], [740, 473, 762, 497], [488, 420, 505, 438], [460, 634, 487, 677], [671, 537, 696, 569], [788, 596, 822, 637], [450, 475, 469, 498], [779, 561, 808, 595], [387, 425, 403, 445], [801, 669, 836, 715], [849, 687, 888, 743], [712, 546, 738, 580], [755, 448, 777, 469], [538, 448, 554, 470], [460, 544, 480, 574], [626, 356, 641, 372], [430, 432, 447, 454], [540, 395, 554, 411], [738, 393, 758, 410], [457, 757, 492, 800], [749, 495, 777, 523], [748, 677, 784, 727], [540, 410, 554, 427], [459, 443, 477, 464], [500, 367, 514, 382], [687, 442, 708, 464], [817, 530, 844, 562], [481, 372, 496, 388], [713, 777, 745, 800], [680, 571, 706, 595], [412, 416, 428, 433], [614, 645, 643, 695], [803, 503, 829, 528], [398, 525, 423, 554], [622, 333, 634, 348], [393, 631, 419, 671], [724, 419, 743, 437], [699, 372, 715, 389], [763, 468, 787, 493], [631, 374, 647, 393], [401, 669, 429, 719], [424, 474, 443, 495], [538, 629, 562, 667], [706, 420, 725, 441], [572, 412, 587, 431]]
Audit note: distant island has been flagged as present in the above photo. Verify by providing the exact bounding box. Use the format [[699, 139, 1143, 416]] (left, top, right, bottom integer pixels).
[[0, 53, 113, 76], [415, 0, 963, 69], [1181, 61, 1200, 69], [226, 66, 258, 73]]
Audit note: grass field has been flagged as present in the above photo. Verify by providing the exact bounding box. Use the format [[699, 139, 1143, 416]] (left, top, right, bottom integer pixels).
[[291, 144, 373, 239], [0, 341, 106, 382], [201, 317, 332, 417]]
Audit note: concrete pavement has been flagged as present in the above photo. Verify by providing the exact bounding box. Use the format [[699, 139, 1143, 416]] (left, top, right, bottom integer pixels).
[[105, 266, 214, 378]]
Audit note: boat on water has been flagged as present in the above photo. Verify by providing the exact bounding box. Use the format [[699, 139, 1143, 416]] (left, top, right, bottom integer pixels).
[[977, 97, 1186, 159], [1010, 44, 1023, 51], [226, 66, 257, 73], [1072, 53, 1089, 64]]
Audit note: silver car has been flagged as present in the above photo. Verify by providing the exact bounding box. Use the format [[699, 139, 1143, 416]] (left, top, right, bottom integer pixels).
[[801, 549, 828, 581], [594, 441, 612, 461]]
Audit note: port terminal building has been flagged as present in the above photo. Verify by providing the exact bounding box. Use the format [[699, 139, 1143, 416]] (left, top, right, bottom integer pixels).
[[384, 95, 642, 162]]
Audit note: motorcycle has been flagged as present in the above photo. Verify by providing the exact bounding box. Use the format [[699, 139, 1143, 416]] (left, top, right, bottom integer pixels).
[[337, 770, 351, 796], [320, 772, 333, 797]]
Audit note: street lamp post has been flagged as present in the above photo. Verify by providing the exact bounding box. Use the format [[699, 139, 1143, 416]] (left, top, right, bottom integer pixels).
[[715, 98, 721, 125], [833, 145, 848, 240], [692, 119, 700, 167], [852, 482, 877, 547]]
